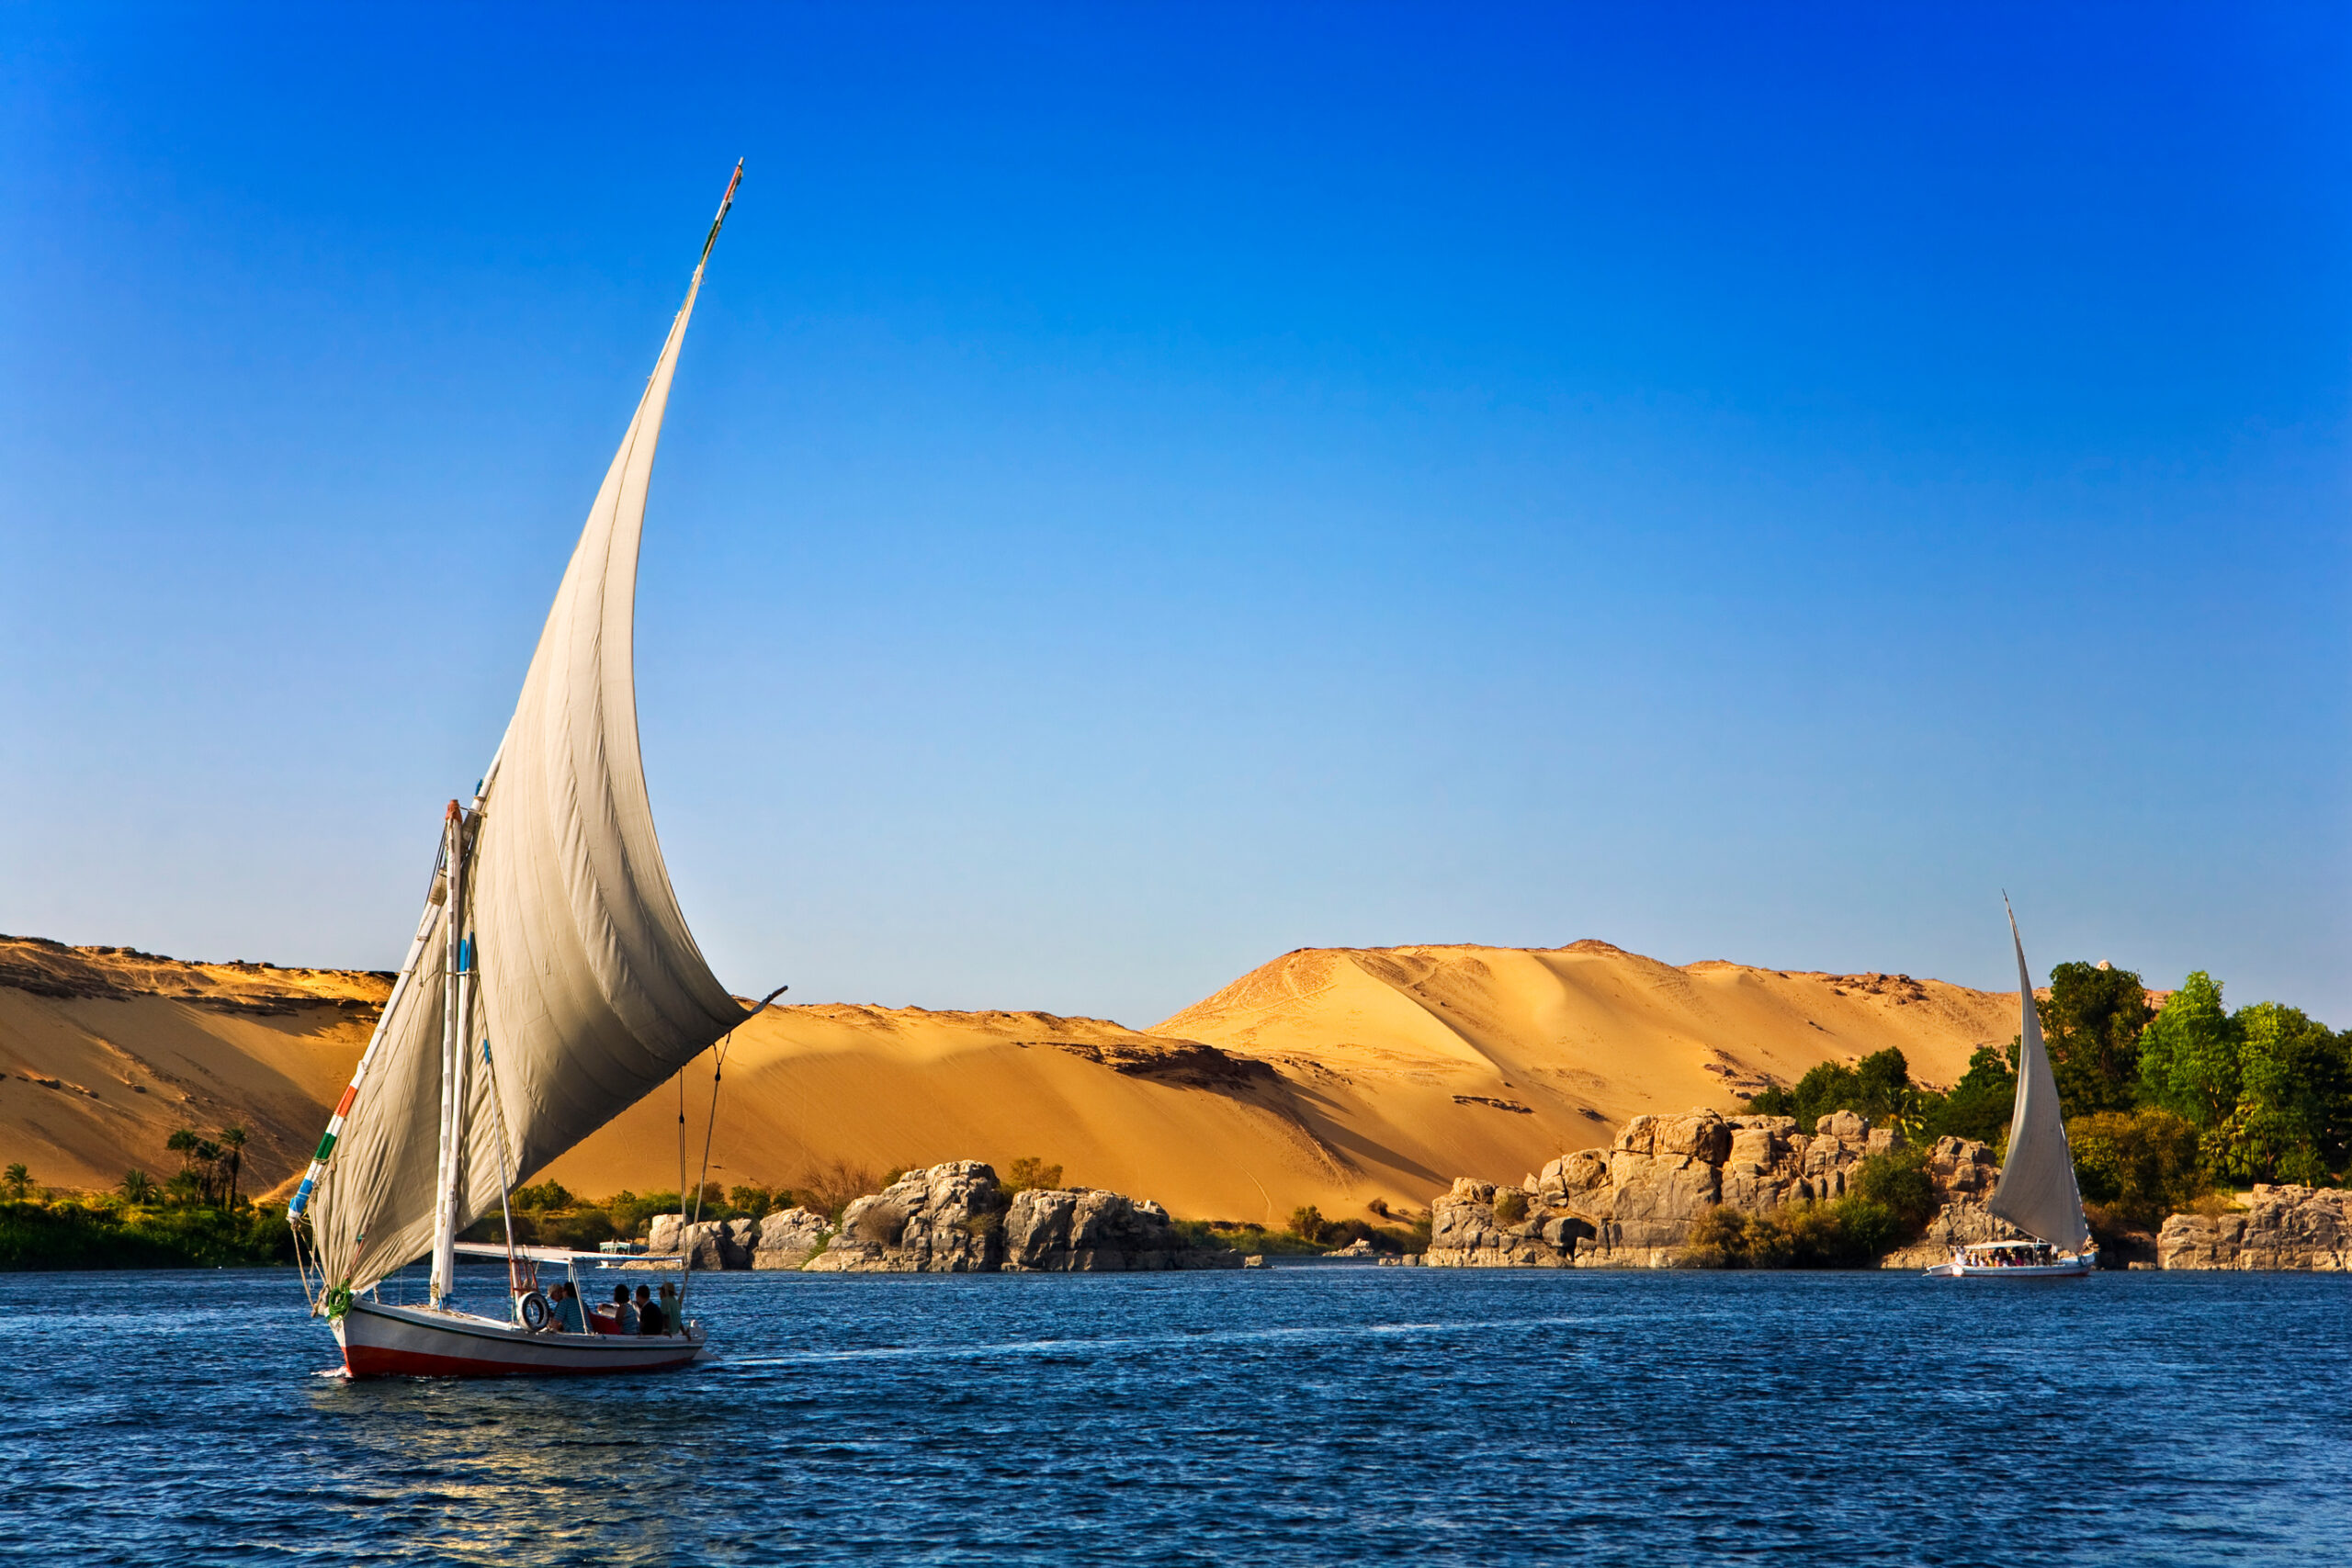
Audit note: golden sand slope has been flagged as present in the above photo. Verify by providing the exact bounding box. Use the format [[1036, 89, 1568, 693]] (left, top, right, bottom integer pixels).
[[1146, 942, 2014, 1208], [0, 936, 2024, 1221], [0, 936, 384, 1192]]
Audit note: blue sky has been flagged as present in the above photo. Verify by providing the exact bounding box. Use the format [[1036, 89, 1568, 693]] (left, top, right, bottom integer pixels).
[[3, 4, 2346, 1026]]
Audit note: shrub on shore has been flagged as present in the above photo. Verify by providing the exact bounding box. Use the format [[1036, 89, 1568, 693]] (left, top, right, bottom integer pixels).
[[0, 1196, 293, 1269]]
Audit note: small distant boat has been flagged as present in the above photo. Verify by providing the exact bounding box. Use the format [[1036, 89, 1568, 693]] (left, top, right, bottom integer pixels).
[[287, 165, 763, 1376], [1925, 904, 2097, 1280]]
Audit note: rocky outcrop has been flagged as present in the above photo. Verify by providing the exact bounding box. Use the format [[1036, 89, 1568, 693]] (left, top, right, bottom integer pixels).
[[805, 1161, 1008, 1273], [1426, 1109, 2004, 1269], [752, 1206, 827, 1269], [1001, 1187, 1244, 1271], [643, 1214, 742, 1270], [2158, 1186, 2351, 1271], [637, 1162, 1247, 1273]]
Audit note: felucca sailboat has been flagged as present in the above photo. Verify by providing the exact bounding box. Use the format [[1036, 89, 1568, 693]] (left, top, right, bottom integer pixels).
[[1926, 903, 2098, 1278], [288, 165, 762, 1375]]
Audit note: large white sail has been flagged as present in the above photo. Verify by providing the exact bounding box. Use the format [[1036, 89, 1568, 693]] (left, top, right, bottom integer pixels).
[[305, 174, 749, 1293], [1984, 908, 2091, 1254]]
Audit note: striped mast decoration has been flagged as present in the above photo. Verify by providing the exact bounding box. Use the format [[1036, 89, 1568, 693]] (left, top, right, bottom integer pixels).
[[288, 789, 483, 1225]]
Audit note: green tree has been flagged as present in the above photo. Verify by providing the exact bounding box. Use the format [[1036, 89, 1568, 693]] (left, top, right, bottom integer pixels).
[[2067, 1108, 2204, 1228], [1928, 1045, 2018, 1146], [165, 1128, 199, 1178], [2213, 1003, 2352, 1185], [1288, 1205, 1327, 1244], [194, 1140, 224, 1207], [2, 1164, 28, 1201], [512, 1180, 575, 1211], [118, 1168, 158, 1203], [2137, 973, 2241, 1128], [2039, 961, 2154, 1114], [1747, 1047, 1917, 1130], [1851, 1145, 1939, 1234]]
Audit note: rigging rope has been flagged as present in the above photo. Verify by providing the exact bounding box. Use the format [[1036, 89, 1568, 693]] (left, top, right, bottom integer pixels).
[[677, 985, 786, 1319]]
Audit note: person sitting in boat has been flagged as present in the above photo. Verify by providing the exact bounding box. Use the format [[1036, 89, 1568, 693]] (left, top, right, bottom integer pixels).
[[551, 1281, 586, 1334], [607, 1282, 639, 1334], [658, 1281, 682, 1336], [633, 1284, 666, 1337]]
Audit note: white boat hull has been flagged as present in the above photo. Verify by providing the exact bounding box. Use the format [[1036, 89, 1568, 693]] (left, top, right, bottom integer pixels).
[[1923, 1254, 2097, 1279], [331, 1296, 705, 1378]]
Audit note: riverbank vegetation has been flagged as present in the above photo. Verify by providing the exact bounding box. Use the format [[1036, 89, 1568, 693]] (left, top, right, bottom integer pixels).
[[0, 1191, 292, 1269], [1681, 1148, 1943, 1269], [1170, 1205, 1430, 1258], [1747, 961, 2351, 1222], [0, 1123, 298, 1270]]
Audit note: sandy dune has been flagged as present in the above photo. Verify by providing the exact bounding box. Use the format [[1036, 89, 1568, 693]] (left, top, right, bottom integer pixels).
[[0, 935, 2022, 1221], [0, 937, 384, 1193]]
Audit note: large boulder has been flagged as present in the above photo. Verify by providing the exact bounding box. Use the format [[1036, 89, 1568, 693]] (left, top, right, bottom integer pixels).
[[645, 1213, 732, 1269], [2159, 1186, 2350, 1271], [1002, 1187, 1243, 1271], [804, 1161, 1008, 1273], [752, 1206, 827, 1269], [1424, 1179, 1592, 1268]]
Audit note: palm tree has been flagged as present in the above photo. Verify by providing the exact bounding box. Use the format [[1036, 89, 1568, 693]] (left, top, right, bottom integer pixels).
[[218, 1125, 247, 1207], [194, 1140, 224, 1206], [119, 1168, 156, 1203], [2, 1163, 28, 1201], [165, 1128, 198, 1178]]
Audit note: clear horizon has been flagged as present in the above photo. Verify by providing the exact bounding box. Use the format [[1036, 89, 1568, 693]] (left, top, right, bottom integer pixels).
[[3, 5, 2346, 1027]]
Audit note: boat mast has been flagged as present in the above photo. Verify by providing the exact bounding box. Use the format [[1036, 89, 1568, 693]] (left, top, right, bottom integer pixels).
[[428, 800, 477, 1307]]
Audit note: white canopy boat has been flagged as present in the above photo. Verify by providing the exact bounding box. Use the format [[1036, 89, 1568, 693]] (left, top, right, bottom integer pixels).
[[1925, 905, 2098, 1280], [287, 165, 765, 1376]]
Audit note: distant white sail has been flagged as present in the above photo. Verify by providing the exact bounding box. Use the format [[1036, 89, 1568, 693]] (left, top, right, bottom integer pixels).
[[309, 197, 748, 1293], [1984, 908, 2091, 1254]]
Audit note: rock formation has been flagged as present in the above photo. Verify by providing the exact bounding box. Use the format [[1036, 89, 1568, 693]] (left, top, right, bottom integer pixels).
[[1001, 1186, 1242, 1271], [1425, 1108, 2005, 1269], [752, 1206, 827, 1269], [643, 1213, 742, 1270], [2157, 1186, 2350, 1271], [635, 1162, 1250, 1274], [805, 1161, 1008, 1273]]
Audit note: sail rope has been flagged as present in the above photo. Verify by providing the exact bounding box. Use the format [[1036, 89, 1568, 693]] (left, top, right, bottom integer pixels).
[[476, 1028, 529, 1303], [676, 985, 786, 1320]]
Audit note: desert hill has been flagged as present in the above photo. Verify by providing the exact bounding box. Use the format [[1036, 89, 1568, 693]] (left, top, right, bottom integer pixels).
[[0, 934, 2025, 1222], [0, 935, 385, 1193]]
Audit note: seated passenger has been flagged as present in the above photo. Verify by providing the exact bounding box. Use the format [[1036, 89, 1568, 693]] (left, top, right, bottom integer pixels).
[[658, 1281, 682, 1336], [553, 1281, 585, 1335], [634, 1284, 665, 1337], [610, 1282, 639, 1334]]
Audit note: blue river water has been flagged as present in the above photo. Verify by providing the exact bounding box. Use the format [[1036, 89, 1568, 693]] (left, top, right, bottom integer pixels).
[[5, 1264, 2346, 1564]]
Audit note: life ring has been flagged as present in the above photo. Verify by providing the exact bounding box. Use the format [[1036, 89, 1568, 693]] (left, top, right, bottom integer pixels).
[[516, 1290, 551, 1331]]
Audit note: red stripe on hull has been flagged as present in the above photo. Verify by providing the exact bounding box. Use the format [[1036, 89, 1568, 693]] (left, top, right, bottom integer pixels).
[[332, 1298, 705, 1380], [342, 1341, 699, 1379]]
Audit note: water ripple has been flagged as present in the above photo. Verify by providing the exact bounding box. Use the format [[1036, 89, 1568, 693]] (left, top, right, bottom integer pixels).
[[1, 1268, 2345, 1563]]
